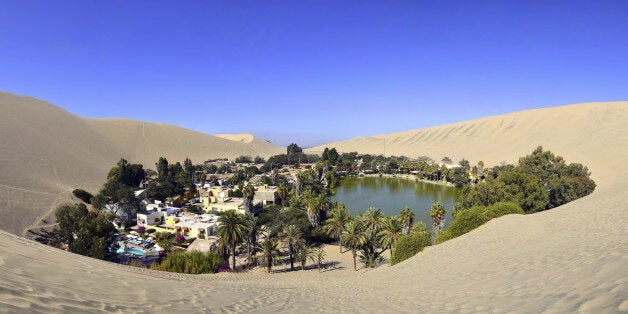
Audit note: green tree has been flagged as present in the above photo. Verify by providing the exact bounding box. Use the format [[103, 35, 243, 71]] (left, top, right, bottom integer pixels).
[[72, 189, 93, 204], [378, 216, 403, 253], [430, 202, 446, 242], [51, 204, 118, 261], [276, 184, 290, 206], [217, 210, 247, 271], [313, 247, 326, 273], [398, 206, 414, 234], [281, 224, 302, 271], [258, 237, 281, 273], [324, 203, 351, 252], [244, 212, 261, 263], [242, 184, 256, 214], [390, 231, 431, 265], [361, 207, 384, 233], [342, 220, 366, 271], [295, 241, 315, 270]]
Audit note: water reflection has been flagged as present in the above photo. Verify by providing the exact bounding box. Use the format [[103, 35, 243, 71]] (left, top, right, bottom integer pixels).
[[331, 176, 460, 229]]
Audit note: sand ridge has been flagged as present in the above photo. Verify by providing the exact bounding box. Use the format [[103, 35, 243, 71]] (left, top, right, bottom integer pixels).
[[0, 91, 283, 235], [0, 95, 626, 312]]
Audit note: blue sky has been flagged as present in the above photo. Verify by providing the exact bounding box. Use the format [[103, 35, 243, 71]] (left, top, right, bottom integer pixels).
[[1, 1, 627, 147]]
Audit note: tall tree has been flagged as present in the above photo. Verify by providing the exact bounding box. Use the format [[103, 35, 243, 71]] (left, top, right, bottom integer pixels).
[[281, 224, 302, 271], [398, 206, 414, 234], [313, 247, 326, 273], [244, 212, 261, 263], [217, 210, 247, 271], [276, 184, 290, 206], [51, 204, 118, 261], [342, 220, 366, 271], [324, 202, 351, 252], [296, 241, 315, 271], [378, 216, 403, 252], [242, 184, 256, 213], [362, 207, 384, 233], [258, 237, 280, 273], [430, 202, 446, 243]]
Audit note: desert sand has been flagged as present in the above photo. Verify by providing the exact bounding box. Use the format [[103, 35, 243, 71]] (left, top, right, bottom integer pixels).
[[0, 96, 626, 312], [0, 92, 283, 235]]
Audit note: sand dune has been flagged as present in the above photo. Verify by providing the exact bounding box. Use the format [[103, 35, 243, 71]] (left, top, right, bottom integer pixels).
[[0, 91, 283, 235], [0, 97, 626, 312], [308, 102, 628, 174], [215, 133, 256, 143]]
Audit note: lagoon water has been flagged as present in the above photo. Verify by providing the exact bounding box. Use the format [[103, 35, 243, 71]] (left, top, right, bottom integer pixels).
[[332, 176, 459, 229]]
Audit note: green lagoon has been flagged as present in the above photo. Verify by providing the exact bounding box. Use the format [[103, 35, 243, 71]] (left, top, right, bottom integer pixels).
[[331, 176, 460, 229]]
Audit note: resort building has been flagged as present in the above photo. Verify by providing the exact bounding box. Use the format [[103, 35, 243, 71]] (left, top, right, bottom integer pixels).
[[253, 185, 279, 205], [137, 211, 166, 227]]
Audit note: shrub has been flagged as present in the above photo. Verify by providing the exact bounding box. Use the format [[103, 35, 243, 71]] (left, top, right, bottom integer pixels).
[[390, 231, 430, 265], [72, 189, 93, 204], [150, 251, 224, 274], [436, 202, 523, 244]]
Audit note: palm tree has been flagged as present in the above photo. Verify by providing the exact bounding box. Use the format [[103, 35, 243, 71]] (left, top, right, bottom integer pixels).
[[312, 247, 326, 273], [244, 212, 261, 264], [324, 202, 351, 253], [281, 224, 302, 271], [258, 237, 280, 273], [242, 184, 256, 213], [398, 206, 414, 234], [378, 216, 403, 252], [430, 201, 446, 243], [305, 192, 328, 228], [361, 207, 383, 233], [217, 210, 247, 271], [276, 183, 290, 206], [295, 241, 315, 270], [342, 220, 365, 271]]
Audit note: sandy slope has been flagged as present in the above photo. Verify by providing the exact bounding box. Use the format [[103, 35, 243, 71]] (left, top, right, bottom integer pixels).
[[308, 102, 628, 173], [0, 99, 626, 312], [215, 133, 256, 143], [0, 92, 283, 235]]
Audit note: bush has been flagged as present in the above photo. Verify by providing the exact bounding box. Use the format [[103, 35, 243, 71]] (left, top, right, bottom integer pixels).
[[72, 189, 93, 204], [436, 202, 523, 244], [150, 251, 224, 274], [390, 232, 431, 265]]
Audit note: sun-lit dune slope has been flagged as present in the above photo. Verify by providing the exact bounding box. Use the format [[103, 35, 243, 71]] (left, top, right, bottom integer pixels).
[[0, 98, 626, 312], [308, 102, 628, 174], [215, 133, 255, 143], [0, 91, 283, 235]]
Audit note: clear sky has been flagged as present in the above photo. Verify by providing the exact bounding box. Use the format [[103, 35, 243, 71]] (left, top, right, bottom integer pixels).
[[1, 1, 627, 147]]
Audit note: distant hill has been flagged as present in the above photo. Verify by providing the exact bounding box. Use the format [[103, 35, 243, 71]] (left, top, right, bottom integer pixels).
[[308, 102, 628, 174], [0, 91, 283, 235]]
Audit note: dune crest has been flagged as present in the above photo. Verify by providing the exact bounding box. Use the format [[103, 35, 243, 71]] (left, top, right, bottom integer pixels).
[[215, 133, 256, 143]]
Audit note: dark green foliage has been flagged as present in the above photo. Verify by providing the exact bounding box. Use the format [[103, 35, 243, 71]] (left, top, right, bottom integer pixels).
[[322, 147, 339, 165], [234, 155, 252, 164], [436, 202, 524, 244], [72, 189, 93, 204], [452, 166, 470, 187], [253, 156, 265, 164], [147, 157, 185, 201], [390, 231, 431, 265], [462, 147, 595, 213], [50, 204, 118, 261], [150, 251, 224, 274]]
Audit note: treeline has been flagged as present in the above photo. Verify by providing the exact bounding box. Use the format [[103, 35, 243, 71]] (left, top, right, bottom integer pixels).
[[460, 146, 596, 213]]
